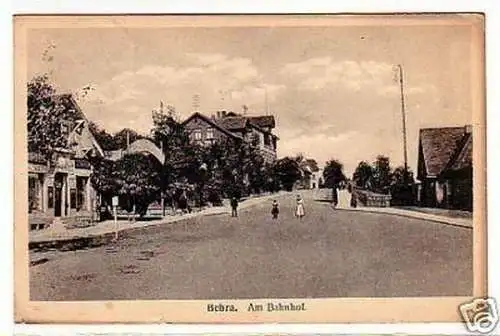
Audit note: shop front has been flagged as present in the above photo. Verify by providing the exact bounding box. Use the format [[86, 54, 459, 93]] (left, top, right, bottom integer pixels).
[[28, 150, 97, 230]]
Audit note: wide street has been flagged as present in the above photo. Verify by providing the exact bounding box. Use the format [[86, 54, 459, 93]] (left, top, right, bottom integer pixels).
[[30, 190, 472, 300]]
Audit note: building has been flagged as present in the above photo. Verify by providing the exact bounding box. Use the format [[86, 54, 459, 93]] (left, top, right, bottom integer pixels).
[[295, 159, 322, 189], [417, 125, 472, 211], [182, 110, 279, 164], [28, 94, 105, 230], [311, 168, 324, 189]]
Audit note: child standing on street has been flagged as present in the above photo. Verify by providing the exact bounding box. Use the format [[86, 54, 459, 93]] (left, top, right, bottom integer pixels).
[[271, 200, 279, 219], [295, 195, 305, 219]]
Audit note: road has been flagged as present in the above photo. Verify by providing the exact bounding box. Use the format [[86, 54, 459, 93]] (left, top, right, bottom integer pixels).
[[30, 190, 472, 300]]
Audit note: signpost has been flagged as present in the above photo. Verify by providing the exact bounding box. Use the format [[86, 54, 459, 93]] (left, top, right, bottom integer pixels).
[[112, 196, 119, 240]]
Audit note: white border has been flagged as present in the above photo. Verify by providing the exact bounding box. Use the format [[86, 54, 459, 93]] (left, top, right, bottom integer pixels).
[[3, 0, 499, 335]]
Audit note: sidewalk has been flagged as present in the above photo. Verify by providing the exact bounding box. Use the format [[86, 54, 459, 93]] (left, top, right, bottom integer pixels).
[[334, 205, 473, 229], [318, 189, 472, 229], [29, 191, 290, 247]]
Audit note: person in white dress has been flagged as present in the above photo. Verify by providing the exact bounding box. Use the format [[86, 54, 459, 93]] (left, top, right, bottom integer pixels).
[[295, 195, 305, 219]]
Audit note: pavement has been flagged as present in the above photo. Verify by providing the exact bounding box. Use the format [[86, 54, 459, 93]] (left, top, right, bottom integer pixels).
[[30, 189, 472, 300], [29, 191, 289, 246], [316, 189, 473, 229]]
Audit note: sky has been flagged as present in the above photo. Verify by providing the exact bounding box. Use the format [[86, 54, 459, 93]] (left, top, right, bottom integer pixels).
[[27, 22, 473, 176]]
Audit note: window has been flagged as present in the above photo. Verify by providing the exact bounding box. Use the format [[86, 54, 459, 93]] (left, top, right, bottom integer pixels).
[[252, 133, 261, 146], [312, 174, 316, 179], [193, 129, 202, 140], [76, 177, 87, 211], [70, 188, 77, 209], [48, 187, 54, 208], [206, 128, 214, 140], [28, 176, 39, 213]]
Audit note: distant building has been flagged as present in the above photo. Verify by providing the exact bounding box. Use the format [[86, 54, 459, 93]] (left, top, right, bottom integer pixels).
[[296, 159, 322, 189], [28, 94, 105, 230], [182, 110, 279, 164], [311, 168, 325, 189], [417, 125, 472, 211]]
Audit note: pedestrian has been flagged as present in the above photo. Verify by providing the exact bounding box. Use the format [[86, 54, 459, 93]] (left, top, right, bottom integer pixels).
[[295, 195, 305, 219], [350, 191, 358, 208], [331, 186, 338, 208], [271, 200, 280, 219], [230, 197, 239, 217]]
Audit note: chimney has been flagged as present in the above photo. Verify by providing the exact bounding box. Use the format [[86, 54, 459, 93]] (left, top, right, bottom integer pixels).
[[216, 111, 221, 119], [211, 114, 216, 120], [464, 124, 472, 134]]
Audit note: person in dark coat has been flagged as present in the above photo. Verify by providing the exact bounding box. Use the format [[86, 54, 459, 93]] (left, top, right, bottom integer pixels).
[[230, 197, 239, 217], [271, 200, 279, 219]]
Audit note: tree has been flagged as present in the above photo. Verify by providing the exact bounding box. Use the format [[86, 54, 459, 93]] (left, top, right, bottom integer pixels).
[[390, 165, 416, 206], [391, 166, 415, 187], [27, 75, 72, 159], [88, 121, 118, 151], [113, 153, 163, 216], [273, 157, 302, 191], [352, 161, 373, 189], [28, 72, 95, 160], [304, 158, 319, 172], [89, 157, 120, 203], [113, 128, 144, 149], [371, 155, 392, 194], [323, 159, 346, 189]]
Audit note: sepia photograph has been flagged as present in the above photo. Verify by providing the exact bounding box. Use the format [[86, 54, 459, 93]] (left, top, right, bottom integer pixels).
[[14, 14, 486, 323]]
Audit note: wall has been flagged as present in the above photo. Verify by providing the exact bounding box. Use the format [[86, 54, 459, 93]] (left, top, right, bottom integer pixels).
[[184, 117, 229, 145]]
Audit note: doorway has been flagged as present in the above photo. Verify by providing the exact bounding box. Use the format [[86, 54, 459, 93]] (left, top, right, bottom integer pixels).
[[54, 173, 66, 217]]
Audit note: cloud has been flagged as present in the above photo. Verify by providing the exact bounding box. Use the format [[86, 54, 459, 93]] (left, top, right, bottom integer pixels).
[[281, 58, 429, 96], [82, 53, 284, 133]]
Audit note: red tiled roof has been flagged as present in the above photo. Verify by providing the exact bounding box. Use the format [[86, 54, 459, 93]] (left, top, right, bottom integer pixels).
[[419, 126, 471, 177]]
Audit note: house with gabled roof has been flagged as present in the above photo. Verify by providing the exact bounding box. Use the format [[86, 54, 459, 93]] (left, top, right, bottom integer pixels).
[[182, 110, 279, 164], [28, 94, 105, 230], [417, 125, 473, 210]]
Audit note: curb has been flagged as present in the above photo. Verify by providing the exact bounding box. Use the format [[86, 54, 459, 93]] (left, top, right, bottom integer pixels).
[[29, 193, 289, 250], [329, 206, 473, 229], [29, 209, 228, 249]]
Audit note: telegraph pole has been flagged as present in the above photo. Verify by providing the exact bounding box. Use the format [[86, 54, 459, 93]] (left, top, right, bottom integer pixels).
[[192, 94, 200, 111], [397, 64, 409, 183], [265, 87, 270, 116]]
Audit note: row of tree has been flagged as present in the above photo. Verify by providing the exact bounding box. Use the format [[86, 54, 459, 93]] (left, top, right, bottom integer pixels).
[[30, 73, 415, 215], [352, 155, 415, 205], [28, 74, 322, 217]]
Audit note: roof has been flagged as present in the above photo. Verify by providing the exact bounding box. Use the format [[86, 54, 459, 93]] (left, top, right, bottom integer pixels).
[[216, 116, 248, 130], [54, 94, 105, 157], [182, 112, 244, 140], [248, 116, 275, 129], [447, 133, 472, 172], [419, 126, 472, 177], [216, 115, 278, 138]]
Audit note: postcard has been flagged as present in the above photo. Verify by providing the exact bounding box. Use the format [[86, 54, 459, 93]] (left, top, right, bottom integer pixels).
[[14, 14, 488, 326]]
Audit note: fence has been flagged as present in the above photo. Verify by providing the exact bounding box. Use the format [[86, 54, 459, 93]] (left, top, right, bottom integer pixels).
[[354, 188, 392, 207]]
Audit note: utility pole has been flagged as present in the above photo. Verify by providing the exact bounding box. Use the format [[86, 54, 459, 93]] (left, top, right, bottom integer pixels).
[[265, 87, 269, 116], [397, 64, 409, 183], [126, 129, 130, 151], [192, 94, 200, 111]]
